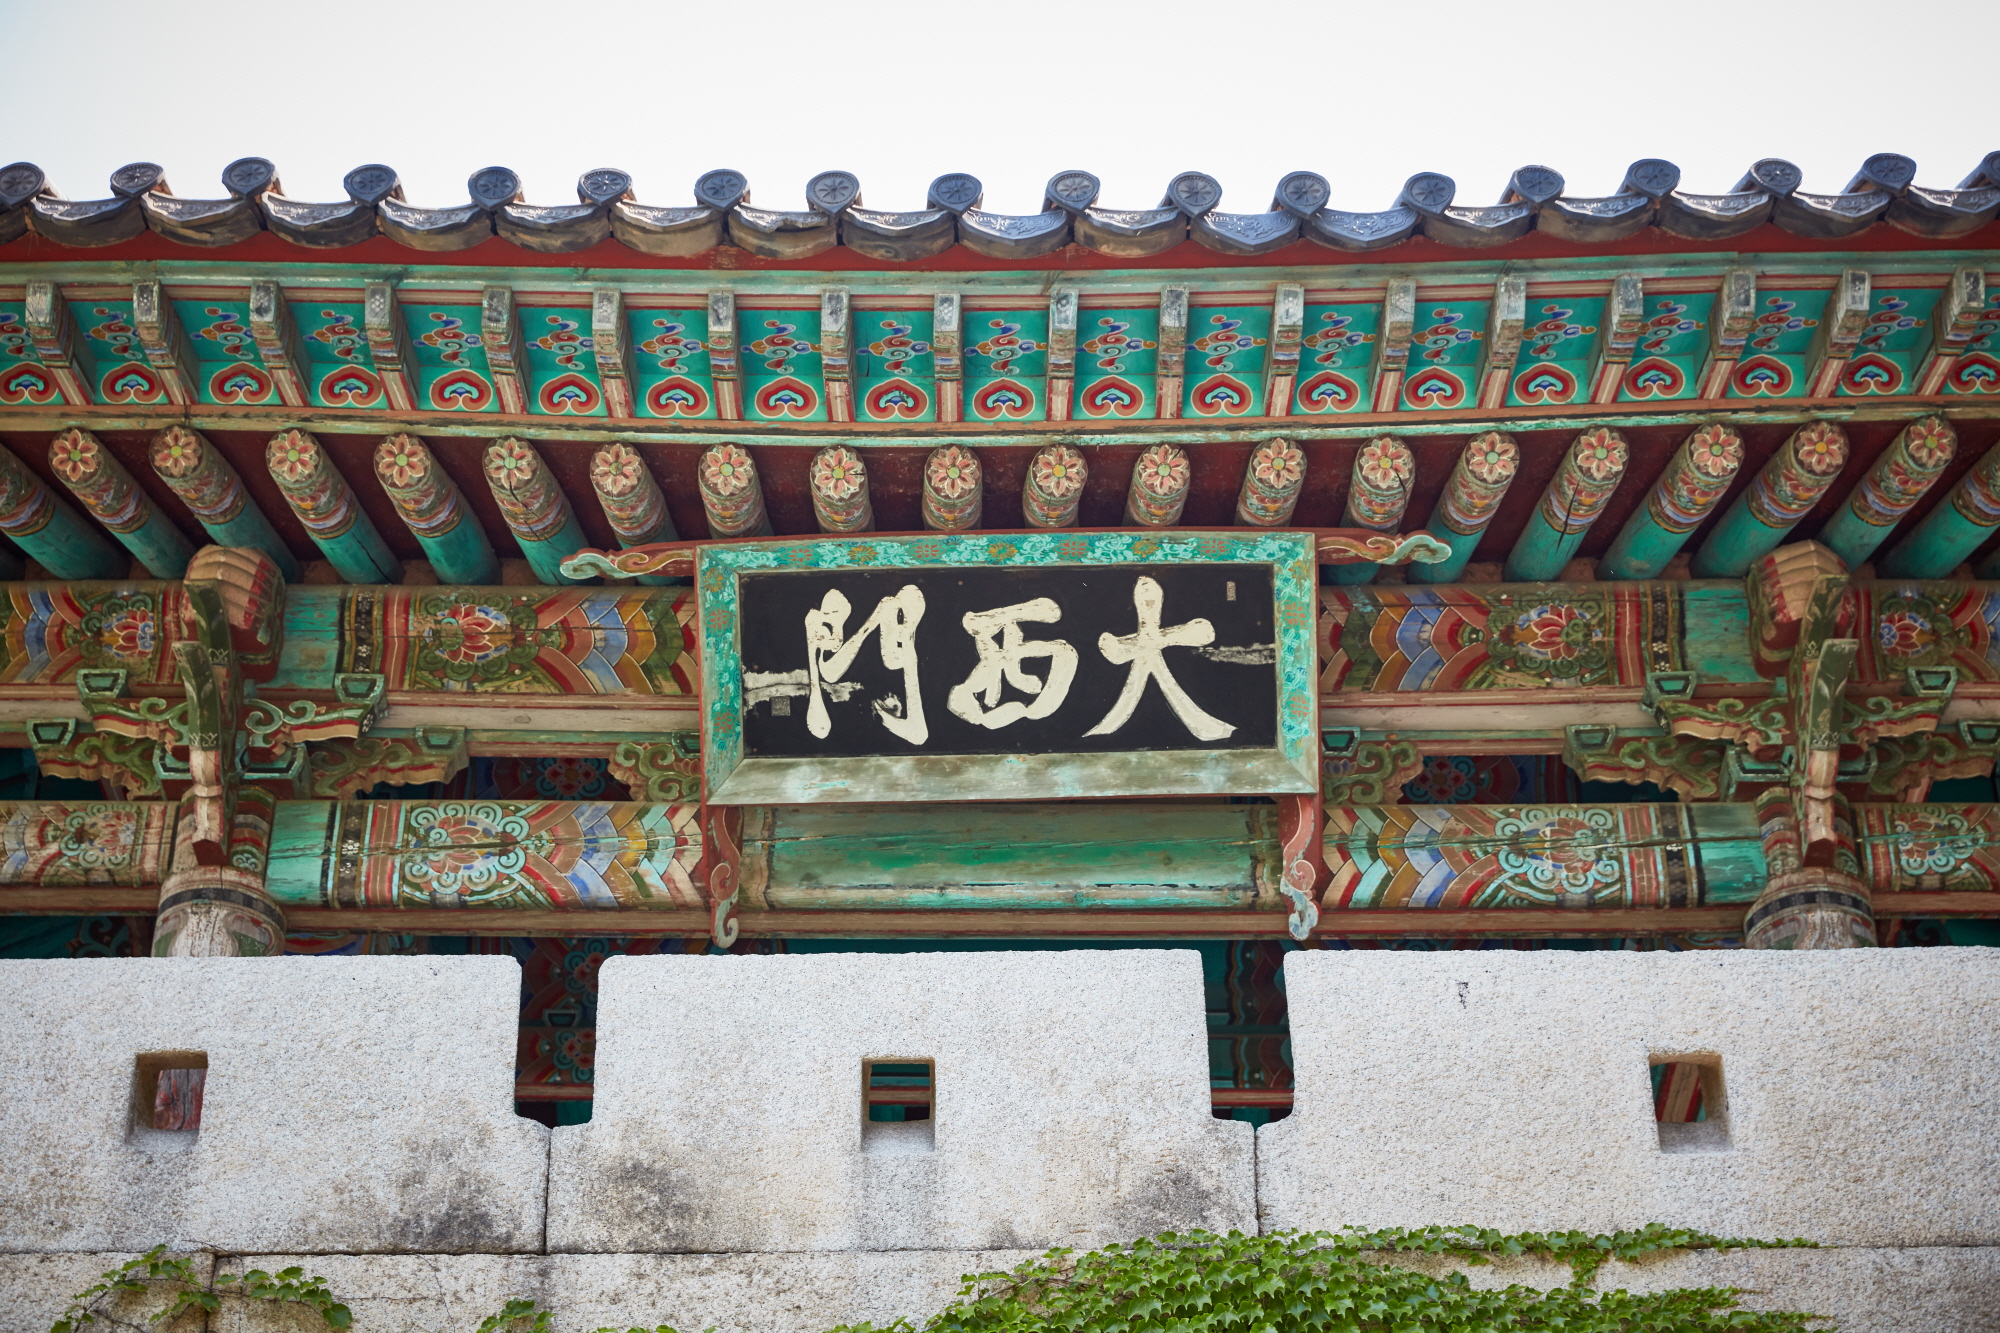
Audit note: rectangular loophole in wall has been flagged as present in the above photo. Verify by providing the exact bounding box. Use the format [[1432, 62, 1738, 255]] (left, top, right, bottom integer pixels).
[[862, 1059, 934, 1154], [1651, 1055, 1730, 1153], [133, 1052, 208, 1136]]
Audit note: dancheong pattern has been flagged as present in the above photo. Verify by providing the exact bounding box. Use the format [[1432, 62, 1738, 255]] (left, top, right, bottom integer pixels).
[[1857, 804, 2000, 893], [1318, 584, 1695, 692], [0, 801, 176, 887], [333, 587, 697, 694], [269, 800, 703, 910], [1322, 804, 1726, 909]]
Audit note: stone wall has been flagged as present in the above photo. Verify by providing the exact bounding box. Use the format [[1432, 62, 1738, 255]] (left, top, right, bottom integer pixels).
[[1, 948, 1995, 1332]]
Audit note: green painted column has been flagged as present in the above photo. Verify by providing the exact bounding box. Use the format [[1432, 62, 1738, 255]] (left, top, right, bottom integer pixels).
[[1411, 431, 1518, 585], [1821, 416, 1956, 570], [589, 442, 681, 586], [1885, 439, 2000, 579], [0, 441, 124, 579], [484, 437, 592, 585], [48, 428, 195, 578], [1503, 427, 1628, 582], [375, 433, 498, 586], [1328, 435, 1414, 586], [1690, 421, 1849, 578], [150, 426, 301, 581], [267, 429, 404, 585], [1600, 423, 1744, 581]]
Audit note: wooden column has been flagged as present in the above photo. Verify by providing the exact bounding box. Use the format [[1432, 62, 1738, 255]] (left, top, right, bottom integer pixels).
[[922, 444, 981, 530], [1691, 421, 1849, 578], [1503, 427, 1629, 581], [697, 443, 771, 537], [48, 428, 195, 577], [809, 445, 873, 532], [1124, 443, 1191, 527], [266, 428, 403, 584], [1599, 423, 1744, 580], [484, 437, 590, 585], [1022, 444, 1087, 528], [150, 426, 299, 580], [1410, 431, 1518, 584], [1236, 438, 1306, 527], [1820, 416, 1956, 570], [0, 440, 121, 578], [375, 433, 497, 585], [1327, 435, 1415, 586]]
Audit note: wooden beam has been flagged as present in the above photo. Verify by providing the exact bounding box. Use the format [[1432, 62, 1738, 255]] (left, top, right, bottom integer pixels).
[[1804, 268, 1872, 397], [247, 278, 309, 408], [1156, 285, 1188, 419], [933, 291, 963, 424], [1045, 287, 1078, 422], [363, 281, 416, 411], [130, 280, 200, 406], [1588, 273, 1645, 403], [708, 290, 741, 421], [591, 286, 636, 419], [1914, 267, 1987, 394], [1477, 276, 1526, 409], [1695, 269, 1757, 399], [1370, 278, 1416, 412], [1264, 282, 1304, 419], [22, 280, 91, 406], [480, 285, 531, 414], [820, 287, 853, 423]]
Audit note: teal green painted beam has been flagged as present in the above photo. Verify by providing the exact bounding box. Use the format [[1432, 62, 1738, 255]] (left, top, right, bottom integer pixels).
[[150, 426, 301, 581], [485, 437, 593, 586], [266, 429, 403, 584], [376, 434, 499, 585], [0, 444, 125, 579], [1691, 421, 1850, 578], [1504, 428, 1627, 582], [49, 428, 194, 578], [1882, 441, 2000, 578], [1410, 431, 1519, 585], [1601, 424, 1744, 581], [1820, 417, 1957, 570]]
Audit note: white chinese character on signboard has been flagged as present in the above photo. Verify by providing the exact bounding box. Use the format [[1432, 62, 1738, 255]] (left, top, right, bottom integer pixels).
[[1085, 576, 1234, 741], [804, 585, 929, 745], [946, 598, 1078, 730]]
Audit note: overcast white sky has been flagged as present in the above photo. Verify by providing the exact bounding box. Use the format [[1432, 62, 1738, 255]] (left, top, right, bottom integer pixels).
[[8, 0, 1996, 215]]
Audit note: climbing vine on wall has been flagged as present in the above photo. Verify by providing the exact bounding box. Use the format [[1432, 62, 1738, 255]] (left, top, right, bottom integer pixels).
[[470, 1225, 1827, 1333], [49, 1247, 352, 1331]]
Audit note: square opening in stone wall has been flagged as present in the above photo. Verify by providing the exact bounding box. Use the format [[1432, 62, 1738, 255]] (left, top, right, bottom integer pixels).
[[133, 1052, 208, 1138], [1650, 1055, 1730, 1153], [862, 1059, 934, 1154]]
